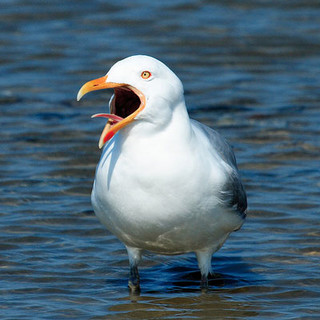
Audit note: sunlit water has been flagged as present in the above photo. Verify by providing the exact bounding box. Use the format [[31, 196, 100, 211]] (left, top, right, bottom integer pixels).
[[1, 1, 320, 319]]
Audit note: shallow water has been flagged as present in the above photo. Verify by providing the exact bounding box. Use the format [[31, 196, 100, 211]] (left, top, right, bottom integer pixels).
[[1, 0, 320, 319]]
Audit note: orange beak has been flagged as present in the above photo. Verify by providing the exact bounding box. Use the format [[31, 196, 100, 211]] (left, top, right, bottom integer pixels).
[[77, 75, 146, 148]]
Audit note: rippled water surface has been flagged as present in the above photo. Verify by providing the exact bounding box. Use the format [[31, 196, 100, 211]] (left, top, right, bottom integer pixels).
[[1, 1, 320, 319]]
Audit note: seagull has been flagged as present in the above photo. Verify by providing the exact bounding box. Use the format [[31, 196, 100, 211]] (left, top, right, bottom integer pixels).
[[77, 55, 247, 291]]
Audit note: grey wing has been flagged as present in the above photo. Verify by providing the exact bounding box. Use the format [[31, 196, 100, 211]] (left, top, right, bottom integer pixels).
[[191, 120, 247, 219]]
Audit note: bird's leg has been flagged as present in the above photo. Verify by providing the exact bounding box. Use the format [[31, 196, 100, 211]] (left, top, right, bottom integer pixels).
[[200, 273, 209, 290], [126, 246, 142, 292], [196, 248, 214, 290], [129, 264, 140, 291]]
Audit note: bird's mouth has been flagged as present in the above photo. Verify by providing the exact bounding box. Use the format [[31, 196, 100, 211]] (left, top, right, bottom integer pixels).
[[77, 75, 146, 148]]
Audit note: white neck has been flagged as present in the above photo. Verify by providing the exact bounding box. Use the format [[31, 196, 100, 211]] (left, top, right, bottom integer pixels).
[[117, 98, 192, 150]]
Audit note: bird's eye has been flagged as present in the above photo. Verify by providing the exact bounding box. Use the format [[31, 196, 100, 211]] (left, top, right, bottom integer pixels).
[[141, 71, 151, 79]]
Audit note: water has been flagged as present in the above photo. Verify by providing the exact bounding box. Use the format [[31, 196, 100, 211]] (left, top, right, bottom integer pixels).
[[1, 0, 320, 319]]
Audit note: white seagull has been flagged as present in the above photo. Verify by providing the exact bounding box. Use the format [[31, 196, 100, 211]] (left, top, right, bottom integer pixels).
[[77, 55, 247, 291]]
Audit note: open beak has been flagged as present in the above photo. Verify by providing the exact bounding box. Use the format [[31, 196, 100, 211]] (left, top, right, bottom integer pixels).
[[77, 75, 146, 148]]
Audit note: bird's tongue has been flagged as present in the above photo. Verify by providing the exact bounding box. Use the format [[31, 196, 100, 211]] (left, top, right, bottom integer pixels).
[[91, 113, 124, 146], [91, 113, 124, 123]]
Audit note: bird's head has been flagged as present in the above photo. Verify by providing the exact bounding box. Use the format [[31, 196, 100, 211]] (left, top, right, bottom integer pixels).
[[77, 55, 184, 148]]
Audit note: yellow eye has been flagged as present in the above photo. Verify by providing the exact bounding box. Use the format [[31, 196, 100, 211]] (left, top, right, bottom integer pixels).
[[141, 71, 151, 79]]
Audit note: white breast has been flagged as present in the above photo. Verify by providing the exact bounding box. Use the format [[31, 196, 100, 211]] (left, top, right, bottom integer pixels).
[[91, 121, 243, 254]]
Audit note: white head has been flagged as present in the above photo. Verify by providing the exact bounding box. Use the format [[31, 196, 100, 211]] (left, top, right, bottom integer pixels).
[[77, 55, 185, 148]]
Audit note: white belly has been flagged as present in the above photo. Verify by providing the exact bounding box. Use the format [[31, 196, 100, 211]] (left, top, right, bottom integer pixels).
[[91, 138, 243, 255]]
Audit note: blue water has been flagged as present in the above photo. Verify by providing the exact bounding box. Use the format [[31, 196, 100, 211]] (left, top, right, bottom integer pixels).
[[1, 1, 320, 319]]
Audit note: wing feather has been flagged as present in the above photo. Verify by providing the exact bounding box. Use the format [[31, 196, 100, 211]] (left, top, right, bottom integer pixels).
[[191, 120, 247, 220]]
